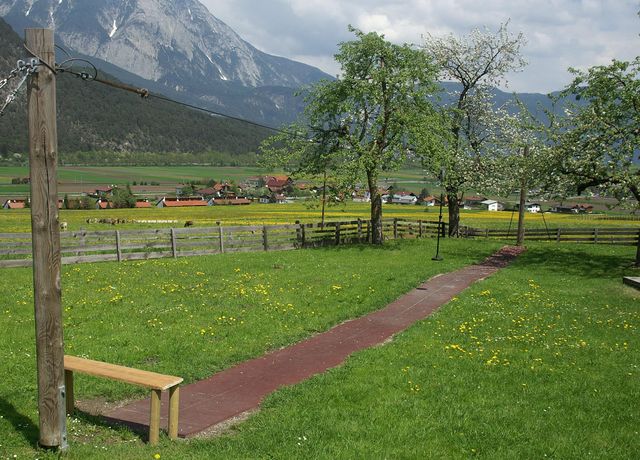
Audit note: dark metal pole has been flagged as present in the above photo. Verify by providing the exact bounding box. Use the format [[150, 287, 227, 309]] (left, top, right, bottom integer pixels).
[[432, 168, 445, 261]]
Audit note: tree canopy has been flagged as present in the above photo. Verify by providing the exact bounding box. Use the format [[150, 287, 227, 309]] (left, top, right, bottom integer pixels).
[[261, 27, 440, 243], [552, 57, 640, 206]]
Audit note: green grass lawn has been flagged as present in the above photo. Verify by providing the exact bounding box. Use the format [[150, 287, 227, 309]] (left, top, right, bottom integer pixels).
[[0, 239, 638, 459]]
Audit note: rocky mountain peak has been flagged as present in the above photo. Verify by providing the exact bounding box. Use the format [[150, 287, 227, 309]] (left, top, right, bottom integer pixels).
[[1, 0, 328, 89]]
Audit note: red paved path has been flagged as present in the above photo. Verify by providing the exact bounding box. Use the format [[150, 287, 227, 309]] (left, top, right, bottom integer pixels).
[[104, 246, 524, 438]]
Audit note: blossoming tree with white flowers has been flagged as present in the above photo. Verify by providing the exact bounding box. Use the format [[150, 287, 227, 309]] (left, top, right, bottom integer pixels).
[[421, 22, 527, 236]]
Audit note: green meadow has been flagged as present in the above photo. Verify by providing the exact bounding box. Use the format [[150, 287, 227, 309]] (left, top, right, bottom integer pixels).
[[0, 238, 638, 459]]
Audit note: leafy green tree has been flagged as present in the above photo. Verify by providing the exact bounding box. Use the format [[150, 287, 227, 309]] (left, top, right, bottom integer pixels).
[[262, 27, 439, 243], [109, 185, 137, 208], [552, 57, 640, 206], [421, 22, 527, 236]]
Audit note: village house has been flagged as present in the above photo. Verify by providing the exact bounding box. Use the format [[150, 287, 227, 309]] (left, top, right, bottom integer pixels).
[[420, 195, 438, 206], [391, 192, 418, 205], [92, 186, 117, 198], [274, 194, 288, 204], [244, 176, 263, 188], [265, 175, 293, 193], [2, 199, 27, 209], [481, 199, 505, 212], [156, 197, 209, 208], [551, 204, 593, 214], [211, 197, 252, 206], [352, 191, 370, 203], [463, 196, 487, 209]]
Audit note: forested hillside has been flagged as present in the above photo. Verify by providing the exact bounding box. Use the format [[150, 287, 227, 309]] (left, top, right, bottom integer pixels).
[[0, 18, 272, 165]]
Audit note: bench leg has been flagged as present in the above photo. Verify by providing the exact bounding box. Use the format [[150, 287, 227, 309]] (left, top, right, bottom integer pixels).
[[149, 389, 161, 445], [168, 386, 180, 439], [64, 370, 74, 415]]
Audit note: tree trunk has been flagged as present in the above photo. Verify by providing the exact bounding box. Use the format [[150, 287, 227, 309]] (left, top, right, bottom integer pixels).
[[368, 171, 383, 244], [446, 189, 460, 237]]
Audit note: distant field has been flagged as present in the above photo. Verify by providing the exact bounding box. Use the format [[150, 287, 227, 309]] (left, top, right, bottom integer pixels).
[[0, 202, 637, 234], [0, 166, 437, 200], [1, 166, 637, 234]]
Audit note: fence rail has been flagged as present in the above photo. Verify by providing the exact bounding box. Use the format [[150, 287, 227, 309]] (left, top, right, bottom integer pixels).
[[3, 220, 634, 269], [461, 226, 640, 246], [0, 218, 445, 268]]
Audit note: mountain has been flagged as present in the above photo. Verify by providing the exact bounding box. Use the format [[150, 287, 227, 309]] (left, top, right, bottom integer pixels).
[[0, 17, 272, 164], [0, 0, 332, 127]]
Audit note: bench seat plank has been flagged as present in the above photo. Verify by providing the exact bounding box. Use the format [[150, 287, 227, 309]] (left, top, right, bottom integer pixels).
[[64, 355, 183, 390]]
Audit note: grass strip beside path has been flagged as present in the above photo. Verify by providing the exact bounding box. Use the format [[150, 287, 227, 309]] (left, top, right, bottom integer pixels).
[[0, 238, 501, 458], [0, 240, 637, 458]]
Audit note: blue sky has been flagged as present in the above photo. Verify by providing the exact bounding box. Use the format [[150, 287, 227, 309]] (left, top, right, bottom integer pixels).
[[201, 0, 639, 93]]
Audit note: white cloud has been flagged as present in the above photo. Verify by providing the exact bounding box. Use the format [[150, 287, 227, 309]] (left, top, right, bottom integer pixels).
[[201, 0, 640, 93]]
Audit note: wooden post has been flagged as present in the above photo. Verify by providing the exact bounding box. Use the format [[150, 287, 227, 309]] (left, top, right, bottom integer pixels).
[[218, 223, 224, 253], [357, 218, 363, 242], [115, 230, 122, 262], [335, 223, 341, 246], [262, 225, 269, 251], [635, 229, 640, 267], [298, 221, 306, 247], [556, 228, 561, 243], [295, 220, 302, 247], [27, 28, 67, 449], [168, 386, 180, 439], [593, 228, 599, 244], [64, 370, 74, 415], [418, 220, 423, 238], [393, 218, 398, 239], [170, 228, 177, 258], [149, 389, 161, 445]]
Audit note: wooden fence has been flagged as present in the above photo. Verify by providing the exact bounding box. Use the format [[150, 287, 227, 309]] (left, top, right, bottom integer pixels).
[[461, 226, 640, 246], [0, 218, 445, 268]]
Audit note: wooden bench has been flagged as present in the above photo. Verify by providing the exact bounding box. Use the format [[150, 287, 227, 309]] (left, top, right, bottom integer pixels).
[[64, 355, 183, 444]]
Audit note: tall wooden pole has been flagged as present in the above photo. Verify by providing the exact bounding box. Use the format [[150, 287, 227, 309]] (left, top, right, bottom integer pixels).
[[26, 28, 67, 449]]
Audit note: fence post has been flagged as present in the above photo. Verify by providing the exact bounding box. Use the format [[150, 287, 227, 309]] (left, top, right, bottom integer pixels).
[[635, 229, 640, 267], [393, 218, 398, 239], [335, 223, 341, 246], [418, 220, 423, 238], [115, 230, 122, 262], [218, 223, 224, 253], [296, 220, 306, 248], [170, 228, 177, 258], [295, 220, 302, 246], [442, 222, 447, 238], [262, 225, 269, 251], [556, 228, 561, 243], [594, 228, 599, 244], [357, 218, 363, 242]]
